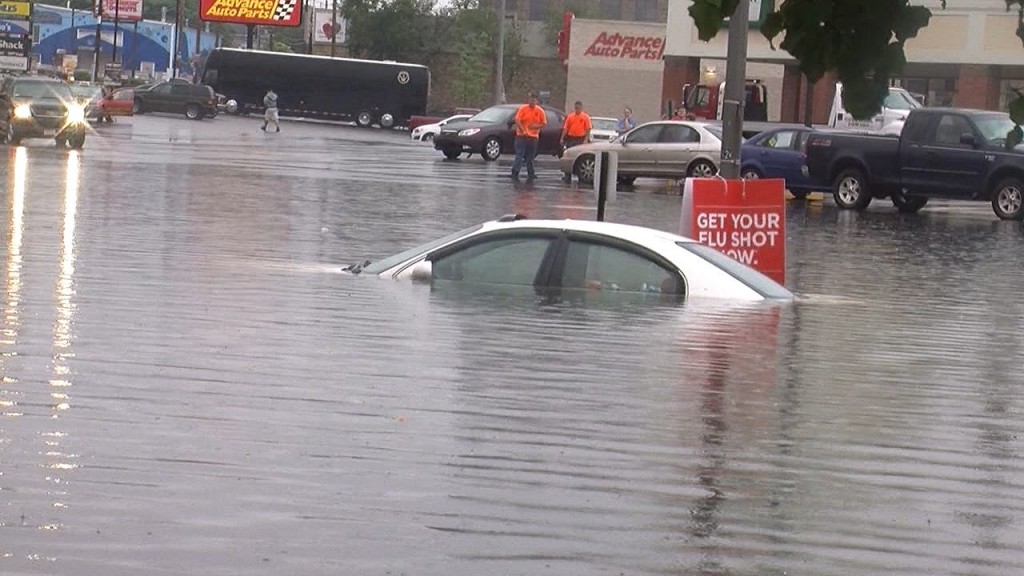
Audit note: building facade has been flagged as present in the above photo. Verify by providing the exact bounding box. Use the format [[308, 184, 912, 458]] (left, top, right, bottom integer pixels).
[[664, 0, 1024, 123]]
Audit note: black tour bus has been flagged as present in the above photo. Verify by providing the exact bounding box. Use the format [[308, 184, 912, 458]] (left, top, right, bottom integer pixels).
[[200, 48, 430, 129]]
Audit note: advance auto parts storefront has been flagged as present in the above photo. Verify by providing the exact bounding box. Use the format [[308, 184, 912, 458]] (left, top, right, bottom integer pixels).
[[565, 20, 666, 124]]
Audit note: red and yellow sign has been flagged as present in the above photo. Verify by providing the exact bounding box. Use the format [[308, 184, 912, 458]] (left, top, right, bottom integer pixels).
[[199, 0, 302, 27], [583, 31, 665, 61]]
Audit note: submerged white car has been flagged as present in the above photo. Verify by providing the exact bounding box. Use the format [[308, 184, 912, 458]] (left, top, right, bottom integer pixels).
[[343, 215, 793, 302], [411, 114, 472, 142], [589, 116, 620, 142]]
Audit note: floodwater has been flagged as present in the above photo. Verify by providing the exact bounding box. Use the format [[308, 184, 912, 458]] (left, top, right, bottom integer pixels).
[[1, 116, 1023, 576]]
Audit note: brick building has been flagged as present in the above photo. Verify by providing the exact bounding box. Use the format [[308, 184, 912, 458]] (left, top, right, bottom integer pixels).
[[664, 0, 1024, 123]]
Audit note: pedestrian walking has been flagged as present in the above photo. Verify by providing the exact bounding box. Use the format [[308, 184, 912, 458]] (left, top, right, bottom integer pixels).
[[560, 100, 591, 182], [617, 106, 637, 134], [560, 100, 591, 150], [261, 89, 280, 133], [510, 92, 547, 180]]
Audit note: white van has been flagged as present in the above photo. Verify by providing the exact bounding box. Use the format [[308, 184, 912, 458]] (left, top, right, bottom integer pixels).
[[828, 82, 921, 132]]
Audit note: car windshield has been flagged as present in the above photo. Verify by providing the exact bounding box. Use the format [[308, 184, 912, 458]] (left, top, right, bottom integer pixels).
[[677, 242, 793, 299], [469, 107, 514, 123], [12, 80, 73, 100], [592, 118, 618, 131], [71, 85, 103, 99], [883, 89, 921, 111], [974, 113, 1017, 143], [360, 224, 485, 275]]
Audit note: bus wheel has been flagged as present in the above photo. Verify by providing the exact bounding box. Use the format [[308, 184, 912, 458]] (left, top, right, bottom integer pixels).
[[379, 113, 395, 129], [356, 111, 373, 128]]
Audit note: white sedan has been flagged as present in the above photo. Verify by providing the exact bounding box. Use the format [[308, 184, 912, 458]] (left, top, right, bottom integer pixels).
[[589, 116, 620, 142], [560, 120, 723, 185], [411, 114, 472, 142], [342, 215, 792, 302]]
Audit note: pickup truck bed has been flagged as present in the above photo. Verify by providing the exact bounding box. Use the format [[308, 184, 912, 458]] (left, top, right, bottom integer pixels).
[[804, 107, 1024, 220]]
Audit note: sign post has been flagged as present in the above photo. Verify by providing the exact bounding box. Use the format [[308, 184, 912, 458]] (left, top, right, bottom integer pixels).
[[680, 177, 786, 285], [593, 151, 618, 222]]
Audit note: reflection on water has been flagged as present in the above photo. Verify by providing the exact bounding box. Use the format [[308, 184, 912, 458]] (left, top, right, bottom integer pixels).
[[0, 126, 1023, 575]]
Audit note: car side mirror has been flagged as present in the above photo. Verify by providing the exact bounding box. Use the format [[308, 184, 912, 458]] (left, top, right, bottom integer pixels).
[[960, 133, 977, 147], [410, 260, 432, 284]]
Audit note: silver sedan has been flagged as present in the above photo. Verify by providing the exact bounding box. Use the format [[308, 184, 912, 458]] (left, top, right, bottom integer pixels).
[[560, 120, 723, 185]]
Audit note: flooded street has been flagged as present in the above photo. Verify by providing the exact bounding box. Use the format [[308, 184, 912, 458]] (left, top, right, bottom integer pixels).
[[2, 115, 1024, 575]]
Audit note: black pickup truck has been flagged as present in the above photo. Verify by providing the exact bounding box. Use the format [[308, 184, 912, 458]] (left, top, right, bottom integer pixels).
[[804, 107, 1024, 220]]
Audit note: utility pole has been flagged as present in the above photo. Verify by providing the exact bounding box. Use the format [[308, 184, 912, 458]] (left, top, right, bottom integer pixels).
[[172, 0, 184, 77], [246, 24, 255, 49], [719, 0, 749, 179], [92, 4, 102, 81], [494, 0, 506, 105], [330, 0, 337, 57], [111, 0, 120, 65]]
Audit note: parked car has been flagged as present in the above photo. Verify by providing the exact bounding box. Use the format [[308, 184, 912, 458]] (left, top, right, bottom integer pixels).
[[411, 114, 472, 142], [740, 126, 828, 198], [589, 116, 620, 142], [133, 79, 218, 120], [560, 120, 722, 185], [342, 214, 793, 302], [0, 76, 88, 148], [99, 87, 135, 120], [409, 107, 481, 132], [804, 107, 1024, 219], [433, 104, 568, 161], [69, 82, 107, 122]]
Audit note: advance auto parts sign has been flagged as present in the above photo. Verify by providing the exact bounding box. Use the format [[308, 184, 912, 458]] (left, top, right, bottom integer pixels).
[[583, 32, 664, 61], [200, 0, 303, 26]]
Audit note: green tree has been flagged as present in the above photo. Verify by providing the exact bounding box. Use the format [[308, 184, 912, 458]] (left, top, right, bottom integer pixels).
[[451, 31, 490, 106], [342, 0, 438, 62], [543, 2, 596, 51], [688, 0, 1024, 146]]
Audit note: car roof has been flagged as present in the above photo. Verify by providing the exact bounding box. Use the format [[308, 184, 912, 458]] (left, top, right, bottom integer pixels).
[[479, 217, 698, 244]]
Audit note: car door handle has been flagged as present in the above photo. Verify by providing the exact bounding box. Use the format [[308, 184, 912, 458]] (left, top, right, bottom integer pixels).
[[642, 147, 653, 152]]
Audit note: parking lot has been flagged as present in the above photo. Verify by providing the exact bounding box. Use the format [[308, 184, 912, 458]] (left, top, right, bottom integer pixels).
[[2, 113, 1023, 576]]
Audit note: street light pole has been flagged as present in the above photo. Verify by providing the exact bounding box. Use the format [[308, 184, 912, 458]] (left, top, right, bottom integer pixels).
[[719, 0, 749, 179], [494, 0, 506, 105]]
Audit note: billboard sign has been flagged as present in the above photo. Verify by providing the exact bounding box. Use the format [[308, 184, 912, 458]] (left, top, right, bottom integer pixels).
[[0, 1, 29, 19], [200, 0, 303, 27], [94, 0, 144, 22], [0, 53, 27, 71], [313, 8, 346, 44], [0, 33, 28, 56], [0, 19, 30, 35]]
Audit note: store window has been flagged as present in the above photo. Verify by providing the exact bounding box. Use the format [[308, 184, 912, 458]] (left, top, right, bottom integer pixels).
[[634, 0, 657, 22], [600, 0, 621, 19], [897, 77, 955, 107], [999, 79, 1024, 111]]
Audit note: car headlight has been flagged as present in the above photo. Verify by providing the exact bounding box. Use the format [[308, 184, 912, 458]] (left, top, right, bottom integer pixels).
[[66, 104, 86, 123], [458, 128, 479, 137], [13, 104, 31, 119]]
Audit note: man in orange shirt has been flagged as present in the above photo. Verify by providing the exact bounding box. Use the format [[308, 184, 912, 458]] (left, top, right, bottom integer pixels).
[[560, 100, 591, 151], [511, 92, 547, 180]]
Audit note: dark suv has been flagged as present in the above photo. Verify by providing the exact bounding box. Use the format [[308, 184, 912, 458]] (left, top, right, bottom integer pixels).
[[133, 79, 218, 120], [433, 104, 567, 161], [0, 76, 88, 148]]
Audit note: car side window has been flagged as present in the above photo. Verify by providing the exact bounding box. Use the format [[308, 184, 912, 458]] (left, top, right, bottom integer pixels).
[[760, 130, 796, 149], [171, 85, 192, 97], [114, 89, 132, 101], [153, 84, 172, 96], [660, 124, 700, 143], [561, 239, 683, 294], [934, 115, 973, 147], [431, 236, 553, 285], [625, 124, 662, 144]]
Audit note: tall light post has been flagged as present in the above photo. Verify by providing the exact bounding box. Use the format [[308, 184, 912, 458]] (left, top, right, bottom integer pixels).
[[719, 0, 749, 179], [494, 0, 506, 105]]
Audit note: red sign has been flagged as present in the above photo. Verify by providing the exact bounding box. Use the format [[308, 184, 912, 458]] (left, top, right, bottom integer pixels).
[[680, 178, 786, 285], [95, 0, 143, 21], [583, 32, 664, 60], [200, 0, 303, 27]]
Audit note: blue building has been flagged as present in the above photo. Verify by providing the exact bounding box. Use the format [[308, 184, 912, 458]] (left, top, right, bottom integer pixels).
[[31, 5, 218, 78]]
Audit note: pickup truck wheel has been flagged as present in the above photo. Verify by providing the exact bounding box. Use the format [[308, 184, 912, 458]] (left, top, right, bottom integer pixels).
[[992, 177, 1024, 220], [833, 168, 872, 210], [891, 190, 928, 214]]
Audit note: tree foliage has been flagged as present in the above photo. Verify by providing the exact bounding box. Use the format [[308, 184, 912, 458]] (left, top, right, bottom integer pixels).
[[451, 31, 491, 106], [689, 0, 1024, 147]]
